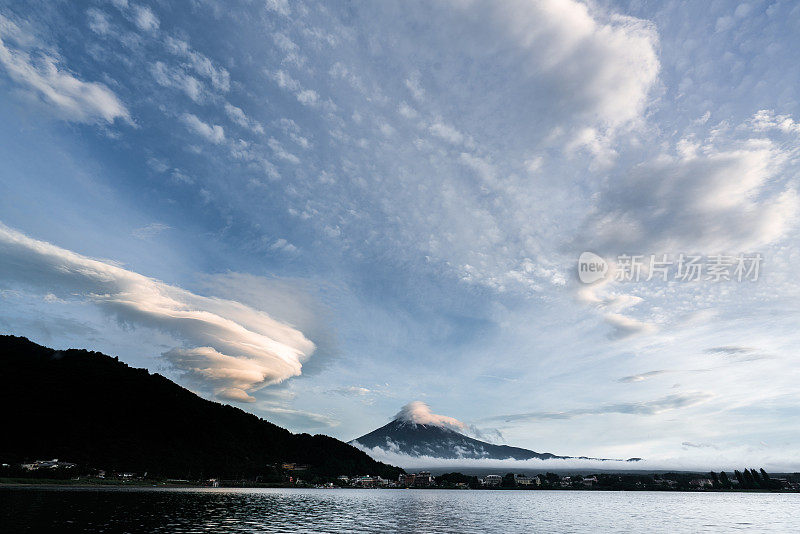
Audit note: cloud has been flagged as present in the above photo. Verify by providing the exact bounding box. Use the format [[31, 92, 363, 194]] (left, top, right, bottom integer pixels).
[[0, 223, 315, 402], [269, 238, 298, 254], [394, 401, 466, 431], [331, 386, 372, 397], [151, 61, 205, 102], [264, 0, 291, 17], [430, 0, 659, 153], [164, 36, 230, 93], [182, 113, 225, 143], [353, 444, 800, 472], [257, 404, 339, 428], [86, 9, 112, 35], [132, 5, 159, 32], [131, 222, 170, 239], [577, 282, 657, 340], [224, 103, 264, 134], [704, 346, 755, 355], [429, 122, 464, 145], [579, 143, 798, 254], [268, 138, 300, 163], [604, 312, 657, 340], [487, 392, 714, 422], [269, 70, 331, 109], [704, 346, 774, 363], [750, 109, 800, 135], [618, 370, 671, 383], [682, 441, 717, 449], [618, 368, 714, 383], [0, 14, 130, 124], [494, 0, 659, 128]]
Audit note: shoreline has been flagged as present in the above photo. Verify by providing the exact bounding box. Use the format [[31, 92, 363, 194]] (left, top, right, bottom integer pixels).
[[2, 481, 797, 493]]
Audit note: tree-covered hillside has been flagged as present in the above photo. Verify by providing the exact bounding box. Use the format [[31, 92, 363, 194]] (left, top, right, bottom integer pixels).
[[0, 335, 402, 480]]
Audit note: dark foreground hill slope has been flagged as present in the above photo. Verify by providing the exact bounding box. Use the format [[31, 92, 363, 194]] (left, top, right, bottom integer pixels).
[[0, 335, 401, 480]]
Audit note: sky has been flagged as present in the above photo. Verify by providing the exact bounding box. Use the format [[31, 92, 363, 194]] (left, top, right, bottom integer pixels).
[[1, 0, 800, 471]]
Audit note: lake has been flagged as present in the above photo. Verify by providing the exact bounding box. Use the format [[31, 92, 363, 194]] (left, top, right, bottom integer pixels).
[[1, 486, 798, 533]]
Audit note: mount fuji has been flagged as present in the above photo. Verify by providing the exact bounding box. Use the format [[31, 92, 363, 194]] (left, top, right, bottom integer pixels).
[[351, 402, 634, 462]]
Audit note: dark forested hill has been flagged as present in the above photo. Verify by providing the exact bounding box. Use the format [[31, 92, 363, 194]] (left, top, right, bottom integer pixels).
[[0, 335, 402, 480]]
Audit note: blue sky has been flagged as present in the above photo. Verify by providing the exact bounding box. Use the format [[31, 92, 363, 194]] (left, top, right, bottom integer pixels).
[[1, 0, 800, 470]]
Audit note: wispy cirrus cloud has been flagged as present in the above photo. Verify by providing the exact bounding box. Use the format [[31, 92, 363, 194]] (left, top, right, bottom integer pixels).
[[131, 222, 171, 240], [487, 392, 714, 423], [704, 346, 775, 363], [618, 370, 672, 383]]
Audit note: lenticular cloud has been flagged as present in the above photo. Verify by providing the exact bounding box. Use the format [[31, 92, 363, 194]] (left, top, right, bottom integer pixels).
[[0, 223, 314, 402], [394, 401, 466, 430]]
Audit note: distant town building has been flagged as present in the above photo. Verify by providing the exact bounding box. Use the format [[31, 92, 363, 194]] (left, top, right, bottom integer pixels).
[[514, 474, 535, 486], [398, 473, 416, 486], [483, 474, 502, 486], [353, 475, 377, 487], [281, 463, 309, 471], [21, 459, 76, 471], [413, 472, 433, 487]]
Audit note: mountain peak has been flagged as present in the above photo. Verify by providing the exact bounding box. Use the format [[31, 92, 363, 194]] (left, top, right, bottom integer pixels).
[[353, 402, 634, 463], [392, 401, 466, 431], [352, 402, 568, 461]]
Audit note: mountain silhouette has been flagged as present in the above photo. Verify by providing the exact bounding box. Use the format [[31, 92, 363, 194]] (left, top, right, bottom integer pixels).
[[352, 409, 639, 462], [0, 335, 402, 480], [352, 418, 568, 460]]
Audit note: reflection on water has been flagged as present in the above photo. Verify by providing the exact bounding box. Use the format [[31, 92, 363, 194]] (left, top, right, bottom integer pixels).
[[1, 486, 798, 533]]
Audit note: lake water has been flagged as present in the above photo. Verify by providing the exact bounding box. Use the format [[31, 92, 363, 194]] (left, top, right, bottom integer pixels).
[[1, 486, 798, 533]]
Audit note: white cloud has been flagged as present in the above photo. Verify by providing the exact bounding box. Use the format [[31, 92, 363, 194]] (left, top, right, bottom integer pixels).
[[268, 137, 300, 163], [265, 0, 291, 17], [132, 222, 171, 239], [269, 238, 298, 253], [296, 88, 319, 106], [604, 312, 658, 340], [257, 404, 339, 428], [429, 121, 464, 145], [580, 142, 798, 254], [151, 61, 205, 102], [270, 69, 332, 109], [132, 5, 159, 32], [485, 0, 659, 130], [398, 101, 417, 119], [0, 14, 130, 124], [0, 223, 316, 402], [394, 401, 466, 431], [458, 152, 496, 183], [618, 370, 671, 383], [750, 109, 800, 135], [405, 73, 425, 101], [353, 444, 800, 472], [86, 9, 112, 35], [224, 102, 264, 134], [164, 36, 230, 93], [331, 386, 372, 396], [182, 113, 225, 144], [487, 392, 714, 422]]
